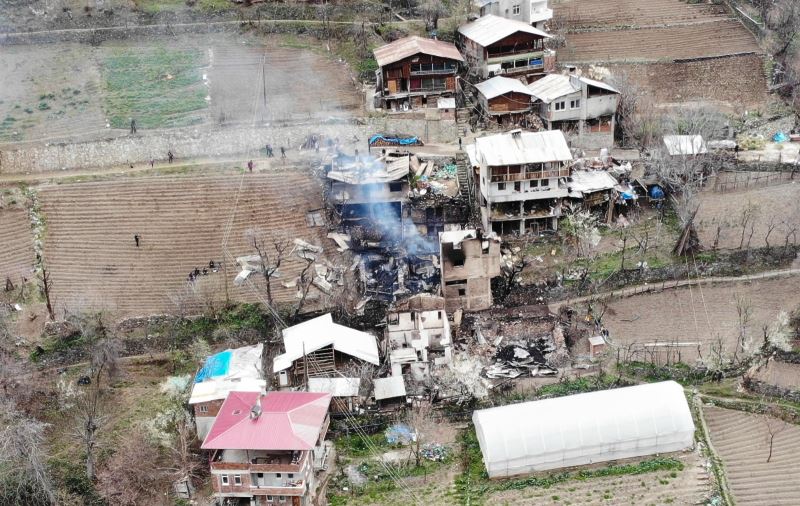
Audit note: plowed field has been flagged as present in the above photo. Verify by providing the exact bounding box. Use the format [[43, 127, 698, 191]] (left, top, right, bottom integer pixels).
[[705, 406, 800, 505], [553, 0, 727, 28], [561, 20, 758, 63], [603, 277, 800, 363], [0, 208, 34, 284], [38, 171, 336, 317]]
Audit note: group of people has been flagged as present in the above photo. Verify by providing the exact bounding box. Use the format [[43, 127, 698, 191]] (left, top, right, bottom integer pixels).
[[187, 260, 219, 283]]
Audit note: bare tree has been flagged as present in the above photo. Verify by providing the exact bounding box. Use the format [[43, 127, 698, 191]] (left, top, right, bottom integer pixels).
[[733, 293, 754, 364], [737, 201, 760, 250], [764, 214, 778, 251], [760, 408, 789, 463], [0, 398, 56, 506], [247, 230, 291, 308], [405, 401, 436, 468], [67, 311, 120, 481], [38, 266, 54, 321], [292, 256, 317, 321], [96, 428, 167, 506]]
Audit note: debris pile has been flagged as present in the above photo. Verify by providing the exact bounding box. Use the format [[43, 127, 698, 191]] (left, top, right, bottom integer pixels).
[[485, 339, 557, 378], [421, 443, 449, 462]]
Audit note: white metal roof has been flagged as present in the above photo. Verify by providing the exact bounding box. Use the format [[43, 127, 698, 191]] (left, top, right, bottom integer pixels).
[[475, 129, 572, 166], [475, 76, 534, 100], [189, 377, 267, 405], [374, 376, 407, 400], [527, 74, 619, 103], [663, 135, 708, 156], [458, 14, 551, 47], [465, 144, 480, 167], [568, 170, 619, 197], [472, 381, 695, 477], [273, 314, 380, 372], [327, 155, 410, 184], [373, 36, 464, 67], [189, 343, 265, 404], [307, 377, 361, 397]]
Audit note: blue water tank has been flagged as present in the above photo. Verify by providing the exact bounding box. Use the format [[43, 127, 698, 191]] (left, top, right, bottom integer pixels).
[[649, 185, 665, 200]]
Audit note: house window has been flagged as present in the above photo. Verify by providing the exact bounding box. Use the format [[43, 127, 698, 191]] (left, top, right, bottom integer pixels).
[[512, 4, 520, 14], [457, 288, 466, 296], [542, 179, 550, 187], [267, 496, 273, 502], [234, 475, 242, 485], [530, 180, 539, 188], [514, 181, 521, 192], [221, 475, 229, 486], [555, 101, 565, 111], [288, 473, 294, 478], [276, 473, 282, 478], [570, 99, 581, 109], [198, 405, 208, 413], [279, 497, 287, 503], [497, 182, 506, 190], [306, 209, 325, 227], [389, 182, 403, 192]]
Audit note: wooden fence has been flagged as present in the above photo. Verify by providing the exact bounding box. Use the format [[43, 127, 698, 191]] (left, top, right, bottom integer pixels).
[[713, 170, 796, 193]]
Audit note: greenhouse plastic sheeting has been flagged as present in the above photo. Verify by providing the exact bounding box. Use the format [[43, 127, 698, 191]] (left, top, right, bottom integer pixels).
[[368, 134, 420, 146], [472, 381, 695, 478], [194, 350, 232, 383]]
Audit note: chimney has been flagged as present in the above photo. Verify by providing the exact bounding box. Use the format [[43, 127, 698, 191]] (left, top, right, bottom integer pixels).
[[250, 390, 264, 420]]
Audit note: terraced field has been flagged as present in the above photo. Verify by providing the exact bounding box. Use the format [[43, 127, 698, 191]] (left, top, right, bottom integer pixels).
[[0, 208, 34, 285], [38, 171, 336, 317], [704, 406, 800, 505], [553, 0, 728, 28], [561, 20, 759, 63]]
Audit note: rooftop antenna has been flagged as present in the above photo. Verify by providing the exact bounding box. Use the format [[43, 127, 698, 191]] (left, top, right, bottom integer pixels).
[[250, 392, 263, 420]]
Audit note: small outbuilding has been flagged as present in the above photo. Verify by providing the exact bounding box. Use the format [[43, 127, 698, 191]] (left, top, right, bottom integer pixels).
[[472, 381, 695, 478]]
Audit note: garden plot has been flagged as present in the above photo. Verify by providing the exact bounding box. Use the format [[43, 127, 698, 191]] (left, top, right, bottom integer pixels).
[[552, 0, 728, 29], [704, 406, 800, 505], [0, 208, 34, 284]]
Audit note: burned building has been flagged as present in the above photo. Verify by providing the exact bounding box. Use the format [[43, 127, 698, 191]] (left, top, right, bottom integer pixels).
[[373, 36, 464, 111], [472, 129, 572, 235], [386, 294, 452, 380], [439, 229, 501, 312], [458, 14, 555, 81]]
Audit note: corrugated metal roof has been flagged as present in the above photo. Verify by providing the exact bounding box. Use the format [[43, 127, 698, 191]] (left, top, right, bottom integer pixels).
[[568, 170, 618, 197], [373, 36, 464, 67], [475, 129, 572, 166], [527, 74, 619, 103], [458, 14, 551, 47], [437, 97, 456, 109], [273, 313, 380, 372], [374, 376, 407, 400], [308, 377, 361, 397], [201, 391, 331, 450], [663, 135, 707, 156], [327, 155, 409, 184], [527, 74, 578, 103], [475, 76, 534, 100]]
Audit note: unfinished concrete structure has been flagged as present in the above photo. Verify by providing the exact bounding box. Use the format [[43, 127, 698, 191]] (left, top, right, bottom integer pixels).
[[527, 72, 620, 149], [458, 15, 555, 81], [439, 229, 501, 312], [472, 129, 572, 235], [475, 75, 535, 126], [373, 36, 464, 111], [473, 0, 553, 30], [386, 294, 452, 379]]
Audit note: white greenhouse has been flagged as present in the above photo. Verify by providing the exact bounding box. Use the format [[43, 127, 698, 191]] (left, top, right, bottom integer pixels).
[[472, 381, 695, 478]]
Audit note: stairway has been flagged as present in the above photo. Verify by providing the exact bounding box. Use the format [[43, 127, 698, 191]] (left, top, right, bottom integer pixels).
[[455, 149, 471, 200]]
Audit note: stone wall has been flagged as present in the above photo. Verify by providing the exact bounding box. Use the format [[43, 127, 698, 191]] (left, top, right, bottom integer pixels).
[[0, 117, 456, 174]]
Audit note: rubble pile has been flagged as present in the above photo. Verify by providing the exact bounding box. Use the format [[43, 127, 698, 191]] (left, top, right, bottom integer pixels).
[[486, 339, 557, 378], [356, 250, 440, 303]]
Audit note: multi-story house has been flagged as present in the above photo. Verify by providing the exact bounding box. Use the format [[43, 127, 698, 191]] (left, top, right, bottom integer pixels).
[[527, 72, 620, 149], [475, 75, 535, 126], [386, 294, 452, 378], [472, 129, 572, 235], [373, 36, 464, 111], [474, 0, 553, 30], [202, 391, 332, 506], [458, 15, 555, 81]]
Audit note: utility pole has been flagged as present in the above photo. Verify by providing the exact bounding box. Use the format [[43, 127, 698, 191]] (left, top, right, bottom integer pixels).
[[303, 342, 309, 391]]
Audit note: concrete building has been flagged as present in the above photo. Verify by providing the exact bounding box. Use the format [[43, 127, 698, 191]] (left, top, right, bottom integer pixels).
[[474, 0, 553, 30], [439, 229, 501, 312], [527, 73, 620, 149], [472, 129, 572, 235], [386, 294, 452, 378], [373, 36, 464, 111], [189, 344, 267, 440], [202, 391, 332, 506], [475, 75, 535, 126], [458, 15, 555, 80]]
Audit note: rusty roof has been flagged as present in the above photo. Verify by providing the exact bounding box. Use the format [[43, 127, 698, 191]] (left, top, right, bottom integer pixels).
[[373, 36, 464, 67]]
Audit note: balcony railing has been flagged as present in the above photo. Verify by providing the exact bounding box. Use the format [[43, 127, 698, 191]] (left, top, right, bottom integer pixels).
[[250, 480, 306, 496], [211, 452, 308, 473], [410, 68, 457, 76], [409, 85, 448, 93], [487, 48, 544, 58], [490, 168, 569, 183]]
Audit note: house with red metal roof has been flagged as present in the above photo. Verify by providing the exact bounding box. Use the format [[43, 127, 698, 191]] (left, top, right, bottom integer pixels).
[[202, 390, 332, 506]]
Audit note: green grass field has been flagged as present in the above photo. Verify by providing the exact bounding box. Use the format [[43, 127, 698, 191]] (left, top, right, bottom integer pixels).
[[101, 46, 208, 129]]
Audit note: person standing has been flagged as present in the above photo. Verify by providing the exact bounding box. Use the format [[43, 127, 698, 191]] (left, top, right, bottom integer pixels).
[[168, 150, 174, 163], [130, 119, 137, 134], [134, 234, 140, 247], [280, 147, 286, 159], [247, 160, 254, 173]]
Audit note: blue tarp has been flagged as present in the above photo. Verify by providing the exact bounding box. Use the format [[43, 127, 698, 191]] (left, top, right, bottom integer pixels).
[[774, 131, 789, 143], [194, 350, 232, 383], [385, 423, 415, 445], [649, 185, 665, 200], [368, 134, 421, 146], [621, 192, 635, 200]]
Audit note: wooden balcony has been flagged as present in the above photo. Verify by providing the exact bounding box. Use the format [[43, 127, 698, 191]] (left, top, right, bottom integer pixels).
[[250, 481, 306, 496], [490, 168, 570, 183], [211, 451, 308, 474]]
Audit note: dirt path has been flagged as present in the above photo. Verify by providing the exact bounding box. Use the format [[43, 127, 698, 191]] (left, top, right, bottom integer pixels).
[[548, 267, 800, 312]]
